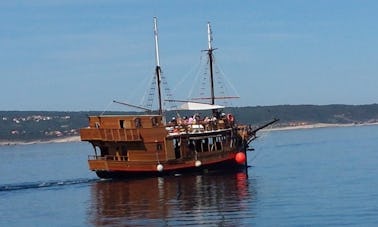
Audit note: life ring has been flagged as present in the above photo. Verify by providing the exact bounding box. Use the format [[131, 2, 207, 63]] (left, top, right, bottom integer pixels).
[[227, 114, 234, 122]]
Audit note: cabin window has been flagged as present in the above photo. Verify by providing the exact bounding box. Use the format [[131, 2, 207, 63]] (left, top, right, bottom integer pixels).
[[173, 139, 181, 159], [134, 118, 142, 128], [121, 145, 128, 156], [188, 140, 195, 151], [151, 117, 159, 127], [188, 139, 206, 153], [93, 145, 99, 157], [202, 139, 209, 152], [208, 136, 223, 151], [119, 120, 125, 129], [231, 135, 238, 148], [95, 122, 100, 128], [195, 140, 202, 152], [100, 146, 109, 156], [216, 137, 223, 150], [156, 143, 162, 151]]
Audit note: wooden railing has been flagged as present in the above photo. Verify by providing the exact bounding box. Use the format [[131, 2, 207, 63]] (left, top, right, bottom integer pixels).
[[88, 155, 128, 161], [80, 128, 141, 142]]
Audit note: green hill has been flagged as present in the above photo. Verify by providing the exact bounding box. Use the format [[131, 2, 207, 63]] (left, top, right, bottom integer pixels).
[[1, 104, 377, 142]]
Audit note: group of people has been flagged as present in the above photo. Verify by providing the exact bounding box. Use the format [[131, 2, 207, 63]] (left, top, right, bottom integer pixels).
[[169, 111, 235, 132]]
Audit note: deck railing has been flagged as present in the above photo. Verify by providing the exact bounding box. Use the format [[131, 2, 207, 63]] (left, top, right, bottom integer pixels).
[[80, 128, 141, 142], [88, 155, 128, 161]]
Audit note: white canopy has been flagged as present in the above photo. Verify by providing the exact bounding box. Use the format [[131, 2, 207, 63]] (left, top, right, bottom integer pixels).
[[179, 102, 225, 110]]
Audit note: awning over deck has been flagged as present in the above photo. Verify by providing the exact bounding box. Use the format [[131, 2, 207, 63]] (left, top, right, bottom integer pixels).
[[179, 102, 224, 110]]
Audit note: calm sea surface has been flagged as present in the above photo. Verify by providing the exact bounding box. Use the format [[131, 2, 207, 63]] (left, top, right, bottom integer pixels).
[[1, 125, 378, 226]]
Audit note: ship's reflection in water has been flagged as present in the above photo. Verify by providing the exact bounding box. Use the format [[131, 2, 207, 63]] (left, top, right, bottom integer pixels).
[[88, 172, 257, 226]]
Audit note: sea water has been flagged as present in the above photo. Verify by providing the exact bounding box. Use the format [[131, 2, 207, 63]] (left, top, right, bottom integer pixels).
[[0, 125, 378, 226]]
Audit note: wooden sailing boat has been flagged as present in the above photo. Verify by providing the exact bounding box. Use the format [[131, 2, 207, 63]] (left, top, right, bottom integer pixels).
[[80, 18, 278, 179]]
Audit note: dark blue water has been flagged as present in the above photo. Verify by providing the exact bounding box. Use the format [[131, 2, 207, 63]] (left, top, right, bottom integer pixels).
[[1, 125, 378, 226]]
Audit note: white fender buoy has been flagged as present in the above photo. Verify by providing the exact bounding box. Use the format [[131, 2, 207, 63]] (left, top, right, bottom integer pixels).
[[195, 160, 202, 167], [157, 164, 164, 172]]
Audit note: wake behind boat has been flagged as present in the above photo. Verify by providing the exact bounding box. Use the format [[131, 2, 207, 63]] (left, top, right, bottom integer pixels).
[[80, 18, 278, 179]]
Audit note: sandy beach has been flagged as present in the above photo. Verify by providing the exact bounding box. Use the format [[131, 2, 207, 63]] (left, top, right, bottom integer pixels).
[[0, 136, 81, 146]]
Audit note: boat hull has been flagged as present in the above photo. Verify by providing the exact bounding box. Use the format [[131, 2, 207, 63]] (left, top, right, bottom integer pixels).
[[91, 158, 247, 179]]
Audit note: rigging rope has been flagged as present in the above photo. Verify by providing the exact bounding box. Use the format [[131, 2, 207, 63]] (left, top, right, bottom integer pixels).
[[172, 54, 203, 95], [186, 51, 240, 106], [187, 53, 207, 99], [139, 72, 155, 106], [215, 50, 241, 99], [100, 100, 114, 116]]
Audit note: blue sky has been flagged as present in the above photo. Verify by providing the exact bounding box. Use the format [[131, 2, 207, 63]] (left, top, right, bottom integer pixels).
[[1, 0, 377, 111]]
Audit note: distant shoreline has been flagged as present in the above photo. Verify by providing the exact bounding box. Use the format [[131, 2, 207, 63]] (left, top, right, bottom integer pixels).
[[0, 136, 81, 146], [263, 122, 378, 132], [1, 122, 377, 146]]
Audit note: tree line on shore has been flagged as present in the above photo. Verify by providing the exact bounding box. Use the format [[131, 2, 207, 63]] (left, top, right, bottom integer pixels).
[[1, 104, 377, 141]]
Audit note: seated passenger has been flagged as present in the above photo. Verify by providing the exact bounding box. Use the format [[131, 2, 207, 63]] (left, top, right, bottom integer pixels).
[[171, 117, 177, 125]]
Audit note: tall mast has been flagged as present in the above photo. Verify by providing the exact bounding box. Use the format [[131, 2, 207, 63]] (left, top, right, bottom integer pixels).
[[153, 17, 163, 115], [207, 22, 215, 105]]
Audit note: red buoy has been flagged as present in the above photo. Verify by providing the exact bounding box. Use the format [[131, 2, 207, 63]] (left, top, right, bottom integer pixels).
[[235, 152, 246, 164]]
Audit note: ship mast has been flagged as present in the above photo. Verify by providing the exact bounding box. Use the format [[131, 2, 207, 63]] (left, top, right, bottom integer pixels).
[[207, 22, 216, 105], [154, 17, 163, 115]]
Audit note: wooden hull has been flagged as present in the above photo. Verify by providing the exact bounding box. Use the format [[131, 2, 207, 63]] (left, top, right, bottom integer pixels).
[[90, 156, 246, 179]]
